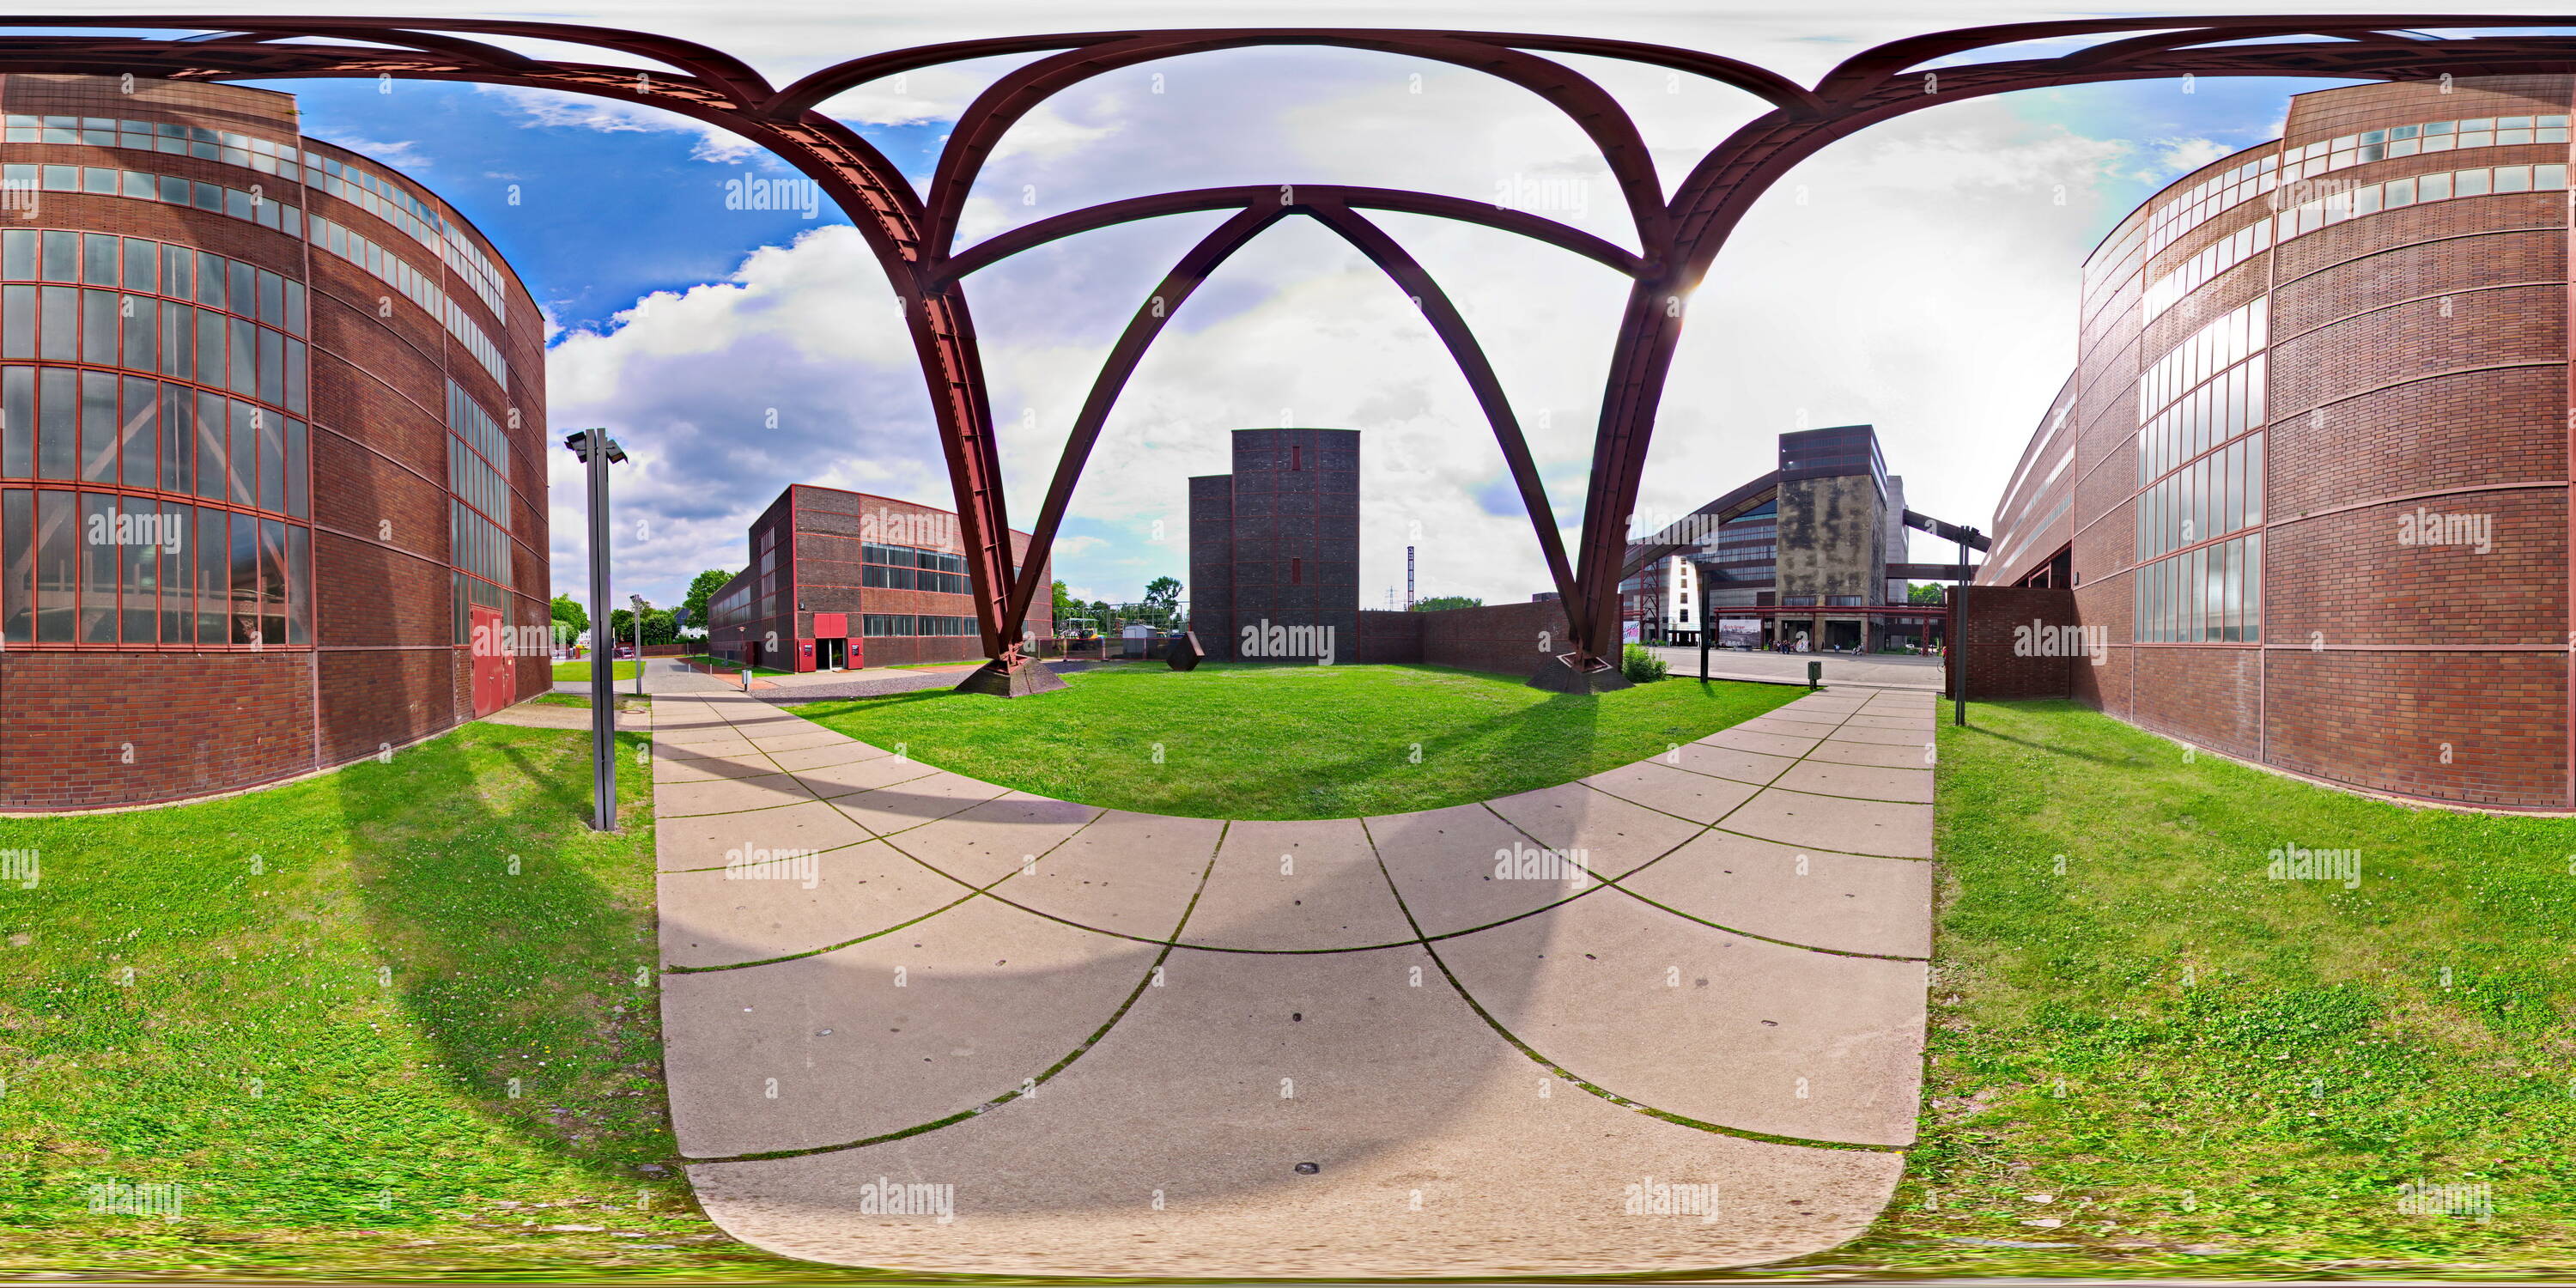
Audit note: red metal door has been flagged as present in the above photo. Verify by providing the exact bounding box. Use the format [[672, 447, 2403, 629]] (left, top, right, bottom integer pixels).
[[471, 605, 513, 717]]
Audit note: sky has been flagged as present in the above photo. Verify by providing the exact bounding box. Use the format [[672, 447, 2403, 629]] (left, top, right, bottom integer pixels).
[[146, 1, 2479, 616]]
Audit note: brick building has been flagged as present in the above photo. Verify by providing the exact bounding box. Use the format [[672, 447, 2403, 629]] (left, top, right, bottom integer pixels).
[[0, 76, 548, 811], [705, 484, 1050, 671], [1980, 76, 2575, 807], [1188, 428, 1358, 662], [1624, 425, 1948, 652]]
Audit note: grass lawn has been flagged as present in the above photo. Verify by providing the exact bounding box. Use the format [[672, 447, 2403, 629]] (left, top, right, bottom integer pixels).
[[1826, 698, 2576, 1275], [788, 661, 1802, 819], [550, 659, 638, 683], [0, 722, 884, 1279]]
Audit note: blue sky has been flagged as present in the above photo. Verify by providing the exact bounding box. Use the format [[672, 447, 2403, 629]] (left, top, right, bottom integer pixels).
[[231, 23, 2366, 623]]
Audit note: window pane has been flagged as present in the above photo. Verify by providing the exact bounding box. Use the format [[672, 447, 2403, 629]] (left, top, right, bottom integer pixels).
[[260, 517, 285, 647], [197, 250, 223, 307], [80, 491, 116, 641], [164, 244, 192, 299], [258, 325, 282, 406], [258, 270, 283, 327], [35, 486, 71, 641], [286, 520, 308, 645], [1, 284, 28, 360], [118, 375, 155, 489], [228, 260, 254, 314], [228, 400, 255, 505], [160, 500, 189, 644], [194, 390, 223, 500], [123, 238, 156, 292], [197, 302, 222, 378], [80, 370, 116, 483], [258, 406, 283, 513], [122, 294, 155, 371], [80, 233, 116, 285], [195, 505, 223, 640], [228, 316, 255, 394], [160, 383, 189, 495], [81, 288, 116, 365], [123, 491, 155, 643], [0, 366, 27, 477], [229, 511, 258, 644], [283, 417, 307, 518], [161, 299, 188, 378], [39, 285, 73, 361], [37, 368, 71, 478], [283, 338, 304, 414], [0, 230, 28, 280], [1, 487, 26, 643]]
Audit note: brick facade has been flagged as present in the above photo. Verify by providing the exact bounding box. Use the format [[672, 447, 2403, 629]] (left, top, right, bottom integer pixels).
[[0, 76, 548, 810], [1188, 428, 1359, 662], [1980, 76, 2576, 808]]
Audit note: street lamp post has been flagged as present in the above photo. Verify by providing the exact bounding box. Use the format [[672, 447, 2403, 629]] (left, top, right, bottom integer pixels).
[[629, 593, 649, 698], [565, 428, 627, 832]]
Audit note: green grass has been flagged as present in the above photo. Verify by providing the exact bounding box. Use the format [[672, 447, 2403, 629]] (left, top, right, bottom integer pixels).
[[1824, 698, 2576, 1276], [0, 723, 900, 1279], [788, 661, 1801, 819], [550, 659, 638, 682]]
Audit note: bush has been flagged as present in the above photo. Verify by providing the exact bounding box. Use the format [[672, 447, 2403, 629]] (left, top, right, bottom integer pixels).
[[1621, 642, 1668, 683]]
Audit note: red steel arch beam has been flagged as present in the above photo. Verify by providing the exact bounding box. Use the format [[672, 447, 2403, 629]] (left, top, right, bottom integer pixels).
[[937, 183, 1647, 286], [915, 33, 1675, 267], [990, 193, 1586, 635]]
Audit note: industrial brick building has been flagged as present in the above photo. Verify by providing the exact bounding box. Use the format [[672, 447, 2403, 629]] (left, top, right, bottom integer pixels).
[[0, 76, 548, 810], [706, 483, 1049, 671], [1188, 428, 1358, 662], [1623, 425, 1953, 652], [1979, 76, 2576, 808]]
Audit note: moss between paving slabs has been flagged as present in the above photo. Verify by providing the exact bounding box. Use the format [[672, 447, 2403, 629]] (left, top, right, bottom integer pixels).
[[1808, 698, 2576, 1277], [788, 661, 1805, 820]]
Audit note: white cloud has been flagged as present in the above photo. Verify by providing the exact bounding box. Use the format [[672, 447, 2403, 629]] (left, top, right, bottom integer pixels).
[[306, 132, 433, 170], [2148, 135, 2232, 179], [474, 83, 762, 162]]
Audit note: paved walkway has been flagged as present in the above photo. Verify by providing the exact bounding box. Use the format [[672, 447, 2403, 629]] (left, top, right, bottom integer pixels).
[[648, 686, 1935, 1276], [1645, 647, 1946, 691], [479, 700, 651, 731]]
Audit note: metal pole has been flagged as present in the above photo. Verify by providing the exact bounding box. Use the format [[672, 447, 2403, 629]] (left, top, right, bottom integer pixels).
[[632, 595, 647, 697], [1699, 616, 1710, 683], [1953, 533, 1968, 728], [585, 437, 616, 829]]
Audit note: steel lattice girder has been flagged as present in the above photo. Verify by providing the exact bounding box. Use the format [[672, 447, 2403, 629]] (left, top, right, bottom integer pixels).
[[9, 15, 2576, 688]]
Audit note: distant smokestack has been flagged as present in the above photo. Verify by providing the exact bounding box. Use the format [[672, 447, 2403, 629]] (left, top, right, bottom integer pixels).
[[1406, 545, 1415, 610]]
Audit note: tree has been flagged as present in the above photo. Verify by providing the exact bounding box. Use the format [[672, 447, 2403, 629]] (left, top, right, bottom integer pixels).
[[1139, 575, 1182, 626], [682, 568, 735, 635], [607, 607, 680, 647], [1051, 580, 1078, 623], [1907, 582, 1947, 605], [1411, 594, 1483, 612], [550, 593, 587, 634]]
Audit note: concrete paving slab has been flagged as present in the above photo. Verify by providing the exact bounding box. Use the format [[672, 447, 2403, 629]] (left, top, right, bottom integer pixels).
[[768, 739, 896, 773], [1483, 783, 1705, 878], [1668, 742, 1799, 787], [653, 734, 762, 760], [1720, 788, 1935, 860], [793, 754, 942, 801], [829, 770, 1015, 838], [883, 792, 1103, 887], [1613, 829, 1933, 958], [1840, 714, 1934, 732], [1825, 724, 1934, 747], [1771, 760, 1935, 805], [996, 810, 1220, 939], [659, 838, 976, 968], [1735, 716, 1848, 739], [1802, 738, 1936, 769], [1697, 726, 1823, 758], [1370, 802, 1586, 938], [656, 747, 790, 784], [1436, 887, 1925, 1145], [656, 771, 821, 818], [1183, 818, 1414, 950], [748, 728, 857, 754], [685, 943, 1905, 1276], [659, 800, 877, 872], [660, 895, 1155, 1158], [1581, 760, 1762, 824]]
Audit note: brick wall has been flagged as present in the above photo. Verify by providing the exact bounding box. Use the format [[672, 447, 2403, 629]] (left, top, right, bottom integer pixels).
[[1419, 600, 1570, 677], [0, 652, 313, 809], [1947, 586, 2077, 701], [1354, 609, 1423, 663]]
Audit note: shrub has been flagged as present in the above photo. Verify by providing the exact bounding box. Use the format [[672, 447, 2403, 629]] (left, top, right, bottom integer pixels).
[[1622, 642, 1668, 683]]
